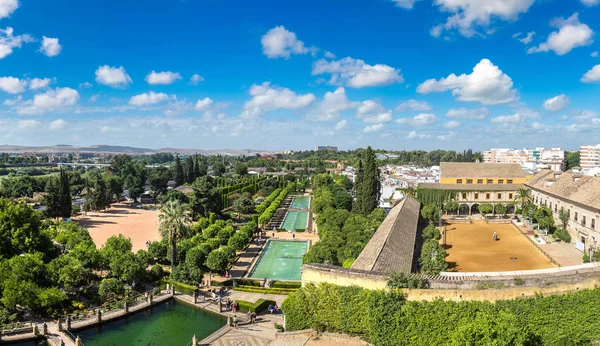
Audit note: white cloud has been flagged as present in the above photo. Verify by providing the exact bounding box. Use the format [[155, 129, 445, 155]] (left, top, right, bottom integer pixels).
[[95, 65, 132, 88], [17, 87, 80, 115], [100, 126, 120, 134], [446, 107, 488, 119], [241, 82, 316, 118], [145, 71, 182, 85], [0, 27, 34, 59], [407, 130, 431, 139], [363, 123, 384, 133], [527, 13, 593, 56], [531, 122, 550, 132], [0, 76, 26, 94], [49, 119, 67, 131], [390, 0, 420, 9], [417, 59, 517, 105], [29, 78, 54, 90], [190, 74, 204, 85], [39, 36, 62, 57], [357, 100, 385, 117], [581, 64, 600, 83], [592, 51, 599, 58], [395, 99, 432, 112], [363, 111, 393, 124], [543, 94, 570, 112], [490, 113, 524, 123], [513, 31, 535, 44], [570, 109, 597, 119], [261, 26, 309, 59], [438, 131, 457, 140], [79, 82, 93, 89], [3, 95, 20, 106], [324, 51, 336, 59], [335, 119, 347, 131], [431, 0, 535, 37], [581, 0, 600, 6], [443, 120, 460, 128], [0, 0, 19, 19], [312, 57, 403, 88], [17, 119, 40, 130], [308, 87, 358, 121], [129, 91, 171, 106], [396, 113, 437, 126], [195, 97, 214, 111]]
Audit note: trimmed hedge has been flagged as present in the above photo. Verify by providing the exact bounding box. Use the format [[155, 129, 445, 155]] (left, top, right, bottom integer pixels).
[[272, 281, 302, 289], [233, 285, 296, 295], [235, 298, 277, 313]]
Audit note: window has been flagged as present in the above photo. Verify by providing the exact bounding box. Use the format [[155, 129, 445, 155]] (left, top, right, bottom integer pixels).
[[474, 193, 479, 200], [509, 193, 513, 199], [477, 179, 483, 184], [582, 216, 587, 227], [554, 204, 557, 213], [462, 193, 467, 199], [457, 179, 463, 184], [487, 179, 493, 184], [497, 193, 502, 199], [592, 219, 596, 230], [466, 179, 473, 184], [498, 179, 504, 184], [550, 202, 552, 210], [575, 212, 578, 222], [486, 193, 490, 200], [507, 179, 513, 184]]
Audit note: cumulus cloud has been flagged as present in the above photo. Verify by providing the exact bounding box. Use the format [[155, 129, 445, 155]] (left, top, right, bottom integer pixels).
[[581, 0, 600, 6], [95, 65, 132, 88], [431, 0, 535, 38], [79, 82, 93, 89], [241, 82, 316, 118], [190, 74, 204, 85], [308, 87, 358, 121], [543, 94, 570, 112], [363, 123, 384, 133], [335, 119, 347, 131], [417, 59, 517, 105], [324, 51, 336, 59], [195, 97, 214, 111], [407, 130, 431, 139], [0, 76, 26, 94], [0, 27, 34, 59], [29, 78, 54, 90], [390, 0, 420, 9], [531, 122, 550, 132], [129, 91, 171, 106], [261, 26, 310, 59], [570, 109, 597, 119], [446, 107, 488, 119], [355, 100, 393, 123], [145, 71, 182, 85], [513, 31, 535, 44], [39, 36, 62, 57], [395, 99, 432, 112], [443, 120, 460, 128], [17, 119, 40, 130], [312, 57, 403, 88], [592, 51, 599, 58], [581, 64, 600, 83], [49, 119, 67, 130], [0, 0, 19, 19], [528, 13, 593, 56], [438, 131, 457, 140], [396, 113, 437, 126], [17, 87, 80, 115], [490, 113, 524, 123]]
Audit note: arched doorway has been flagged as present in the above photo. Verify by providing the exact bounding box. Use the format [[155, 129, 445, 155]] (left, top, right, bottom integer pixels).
[[471, 204, 480, 215], [506, 204, 515, 214], [459, 204, 470, 216]]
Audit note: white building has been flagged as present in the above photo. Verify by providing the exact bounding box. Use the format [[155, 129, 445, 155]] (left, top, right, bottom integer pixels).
[[483, 147, 565, 172], [580, 144, 600, 170]]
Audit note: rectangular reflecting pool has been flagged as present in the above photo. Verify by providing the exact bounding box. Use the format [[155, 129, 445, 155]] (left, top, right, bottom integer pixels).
[[290, 196, 310, 209], [249, 240, 307, 281], [75, 299, 225, 346], [281, 211, 309, 232]]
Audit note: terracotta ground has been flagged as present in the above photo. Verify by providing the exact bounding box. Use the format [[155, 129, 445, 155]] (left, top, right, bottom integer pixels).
[[441, 221, 556, 272], [75, 203, 160, 252]]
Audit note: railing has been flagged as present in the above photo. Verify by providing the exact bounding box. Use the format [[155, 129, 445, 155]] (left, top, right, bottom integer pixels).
[[64, 329, 86, 346], [512, 220, 561, 267]]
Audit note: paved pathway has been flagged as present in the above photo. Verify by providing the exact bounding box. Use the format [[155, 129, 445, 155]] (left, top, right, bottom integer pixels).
[[539, 242, 583, 266]]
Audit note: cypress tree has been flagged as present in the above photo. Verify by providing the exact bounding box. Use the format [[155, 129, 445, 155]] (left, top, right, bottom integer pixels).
[[361, 146, 381, 214], [59, 169, 72, 218], [185, 156, 195, 183], [44, 177, 61, 218], [174, 155, 185, 186], [353, 159, 364, 213]]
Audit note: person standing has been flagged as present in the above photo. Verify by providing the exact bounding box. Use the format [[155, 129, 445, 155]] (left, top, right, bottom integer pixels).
[[268, 304, 274, 315], [233, 315, 238, 329]]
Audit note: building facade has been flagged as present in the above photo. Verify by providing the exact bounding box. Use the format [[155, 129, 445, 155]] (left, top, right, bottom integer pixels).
[[526, 170, 600, 254], [580, 144, 600, 170], [483, 147, 566, 172]]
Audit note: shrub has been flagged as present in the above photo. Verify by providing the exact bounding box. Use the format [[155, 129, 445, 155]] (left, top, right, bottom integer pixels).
[[150, 264, 164, 281], [513, 278, 525, 286], [422, 224, 441, 241], [233, 286, 296, 295], [234, 298, 277, 313], [272, 281, 302, 289]]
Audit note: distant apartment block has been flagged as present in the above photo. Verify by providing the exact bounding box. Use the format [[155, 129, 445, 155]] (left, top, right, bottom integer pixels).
[[483, 147, 565, 172], [580, 144, 600, 170], [315, 146, 338, 151]]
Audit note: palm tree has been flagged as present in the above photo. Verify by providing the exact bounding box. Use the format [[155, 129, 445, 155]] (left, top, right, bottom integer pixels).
[[514, 187, 533, 212], [159, 200, 191, 271]]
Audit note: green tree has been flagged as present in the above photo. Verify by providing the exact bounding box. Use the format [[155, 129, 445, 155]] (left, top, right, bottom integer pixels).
[[566, 151, 580, 170], [185, 156, 195, 183], [559, 209, 570, 231], [421, 204, 441, 224], [232, 194, 255, 216], [444, 200, 459, 215], [159, 200, 191, 270], [419, 239, 447, 274], [123, 162, 147, 203], [352, 159, 364, 213], [148, 167, 170, 200], [387, 271, 425, 289], [212, 162, 226, 177], [514, 187, 532, 211], [360, 146, 381, 214], [173, 154, 185, 186], [478, 203, 494, 216], [495, 203, 507, 216], [191, 176, 221, 218], [234, 163, 248, 176], [98, 278, 124, 301], [59, 169, 72, 218], [206, 248, 230, 273]]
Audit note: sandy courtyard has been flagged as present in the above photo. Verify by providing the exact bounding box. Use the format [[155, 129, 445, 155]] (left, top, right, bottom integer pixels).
[[442, 221, 556, 272], [76, 203, 161, 252]]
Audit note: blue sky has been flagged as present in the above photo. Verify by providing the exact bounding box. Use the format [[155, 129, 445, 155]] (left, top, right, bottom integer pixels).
[[0, 0, 599, 151]]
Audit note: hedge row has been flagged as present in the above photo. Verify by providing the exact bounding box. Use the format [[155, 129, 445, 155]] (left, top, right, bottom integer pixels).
[[256, 188, 282, 214], [233, 285, 297, 295], [272, 281, 302, 289], [282, 283, 600, 345], [258, 185, 291, 226], [236, 298, 277, 313]]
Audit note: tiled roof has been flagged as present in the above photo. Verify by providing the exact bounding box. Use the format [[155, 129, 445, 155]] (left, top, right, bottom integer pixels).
[[351, 196, 421, 274], [525, 170, 600, 212], [418, 183, 524, 191], [440, 162, 526, 179]]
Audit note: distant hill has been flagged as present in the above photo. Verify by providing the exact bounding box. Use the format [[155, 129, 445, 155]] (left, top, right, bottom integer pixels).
[[0, 145, 276, 156]]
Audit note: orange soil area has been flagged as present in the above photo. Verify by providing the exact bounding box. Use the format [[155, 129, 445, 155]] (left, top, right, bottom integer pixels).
[[75, 203, 160, 252], [441, 221, 556, 272]]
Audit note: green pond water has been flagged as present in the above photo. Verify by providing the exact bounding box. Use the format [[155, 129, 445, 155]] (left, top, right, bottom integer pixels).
[[75, 300, 225, 346], [290, 196, 310, 209], [249, 240, 307, 280], [281, 211, 308, 231]]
